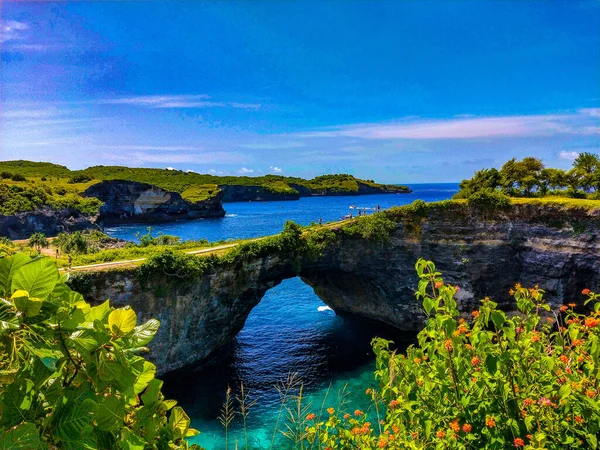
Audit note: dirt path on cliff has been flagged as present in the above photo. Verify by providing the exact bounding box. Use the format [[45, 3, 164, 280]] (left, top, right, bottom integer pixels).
[[57, 217, 354, 273]]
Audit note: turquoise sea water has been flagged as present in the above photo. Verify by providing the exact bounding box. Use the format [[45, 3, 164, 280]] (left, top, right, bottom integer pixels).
[[105, 183, 459, 449]]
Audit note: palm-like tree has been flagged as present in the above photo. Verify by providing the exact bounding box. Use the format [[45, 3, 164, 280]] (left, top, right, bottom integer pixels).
[[28, 232, 49, 253]]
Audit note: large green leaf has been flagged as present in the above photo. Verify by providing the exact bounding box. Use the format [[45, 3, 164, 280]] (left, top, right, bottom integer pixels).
[[52, 397, 97, 443], [124, 319, 160, 348], [141, 379, 163, 406], [11, 290, 43, 318], [0, 254, 31, 297], [108, 308, 137, 335], [0, 422, 42, 450], [168, 406, 190, 439], [118, 428, 145, 450], [0, 379, 35, 427], [133, 361, 156, 394], [12, 258, 59, 300], [88, 300, 111, 323], [98, 351, 123, 382], [95, 394, 126, 431]]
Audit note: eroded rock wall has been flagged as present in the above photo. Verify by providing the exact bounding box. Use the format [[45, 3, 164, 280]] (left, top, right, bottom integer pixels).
[[84, 180, 225, 224], [80, 203, 600, 375]]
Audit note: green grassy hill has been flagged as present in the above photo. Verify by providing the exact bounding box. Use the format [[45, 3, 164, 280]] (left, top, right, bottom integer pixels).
[[0, 160, 410, 215]]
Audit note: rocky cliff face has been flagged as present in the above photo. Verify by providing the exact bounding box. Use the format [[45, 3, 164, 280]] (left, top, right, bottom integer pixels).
[[0, 208, 97, 239], [80, 202, 600, 375], [219, 182, 411, 202], [84, 180, 225, 224]]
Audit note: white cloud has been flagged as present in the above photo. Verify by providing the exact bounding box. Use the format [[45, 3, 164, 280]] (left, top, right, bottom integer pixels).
[[100, 95, 260, 110], [166, 167, 175, 171], [239, 142, 305, 150], [186, 169, 195, 173], [270, 166, 283, 173], [1, 21, 28, 43], [559, 151, 580, 160], [297, 109, 599, 140], [209, 169, 225, 175], [238, 167, 254, 174]]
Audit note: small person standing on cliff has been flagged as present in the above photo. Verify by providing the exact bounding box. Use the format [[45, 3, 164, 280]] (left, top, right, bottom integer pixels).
[[68, 254, 72, 270], [318, 218, 322, 225], [55, 248, 59, 260]]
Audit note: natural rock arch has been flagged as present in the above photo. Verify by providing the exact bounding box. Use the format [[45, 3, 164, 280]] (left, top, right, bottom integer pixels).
[[80, 202, 600, 375]]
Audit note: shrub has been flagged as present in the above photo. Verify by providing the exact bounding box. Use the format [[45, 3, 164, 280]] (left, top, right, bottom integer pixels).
[[10, 173, 26, 182], [0, 255, 201, 449], [68, 174, 93, 183], [467, 189, 510, 210], [302, 260, 600, 449]]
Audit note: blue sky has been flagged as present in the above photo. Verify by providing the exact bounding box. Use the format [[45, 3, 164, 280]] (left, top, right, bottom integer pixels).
[[1, 1, 599, 183]]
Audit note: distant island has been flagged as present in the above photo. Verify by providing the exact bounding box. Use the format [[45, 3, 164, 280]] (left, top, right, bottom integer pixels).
[[0, 160, 411, 238]]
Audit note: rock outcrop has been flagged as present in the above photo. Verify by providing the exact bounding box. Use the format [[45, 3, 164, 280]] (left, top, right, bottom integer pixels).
[[0, 208, 97, 240], [219, 182, 411, 202], [84, 180, 225, 224], [78, 202, 600, 375], [219, 185, 300, 202]]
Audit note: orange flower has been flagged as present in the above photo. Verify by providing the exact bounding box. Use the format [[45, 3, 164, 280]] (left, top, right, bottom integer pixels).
[[444, 340, 453, 352], [514, 437, 525, 447], [449, 419, 460, 432], [472, 310, 480, 318], [409, 431, 417, 439], [560, 355, 569, 363], [436, 430, 445, 439], [389, 399, 400, 409], [568, 303, 577, 308], [560, 305, 568, 312], [509, 289, 515, 296], [462, 423, 472, 433], [582, 288, 591, 295], [585, 317, 599, 328], [586, 390, 595, 398], [413, 357, 422, 364], [327, 407, 335, 415], [531, 333, 541, 342], [471, 356, 481, 366], [365, 388, 372, 395], [435, 281, 443, 288], [575, 415, 584, 424], [377, 437, 388, 448], [354, 409, 364, 417], [306, 413, 316, 421], [546, 317, 554, 323], [523, 398, 534, 407], [485, 416, 496, 428]]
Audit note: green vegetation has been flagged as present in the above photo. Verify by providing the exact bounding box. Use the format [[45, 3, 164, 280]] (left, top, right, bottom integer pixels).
[[0, 254, 201, 449], [0, 183, 102, 216], [0, 160, 409, 216], [455, 153, 600, 200], [27, 232, 49, 253], [291, 260, 600, 449]]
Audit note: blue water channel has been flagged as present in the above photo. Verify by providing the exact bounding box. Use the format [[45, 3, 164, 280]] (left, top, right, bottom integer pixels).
[[105, 183, 459, 449]]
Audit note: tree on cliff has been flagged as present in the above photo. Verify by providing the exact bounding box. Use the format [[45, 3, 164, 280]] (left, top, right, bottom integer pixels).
[[0, 255, 203, 449]]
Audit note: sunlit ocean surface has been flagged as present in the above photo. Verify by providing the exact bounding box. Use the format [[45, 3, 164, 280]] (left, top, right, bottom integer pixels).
[[105, 183, 458, 449]]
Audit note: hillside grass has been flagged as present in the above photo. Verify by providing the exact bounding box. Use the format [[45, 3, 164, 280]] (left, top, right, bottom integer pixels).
[[0, 161, 410, 215]]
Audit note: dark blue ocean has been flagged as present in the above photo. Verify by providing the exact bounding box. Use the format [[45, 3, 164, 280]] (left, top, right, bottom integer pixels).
[[105, 183, 459, 449]]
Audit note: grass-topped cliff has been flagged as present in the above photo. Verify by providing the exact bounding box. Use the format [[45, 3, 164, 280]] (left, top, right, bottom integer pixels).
[[0, 160, 411, 216]]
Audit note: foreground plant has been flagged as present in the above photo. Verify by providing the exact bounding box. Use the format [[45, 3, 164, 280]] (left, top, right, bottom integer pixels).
[[303, 259, 600, 449], [0, 254, 202, 449]]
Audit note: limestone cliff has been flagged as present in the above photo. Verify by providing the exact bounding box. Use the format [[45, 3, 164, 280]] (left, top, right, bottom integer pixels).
[[84, 180, 225, 224], [78, 201, 600, 375]]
